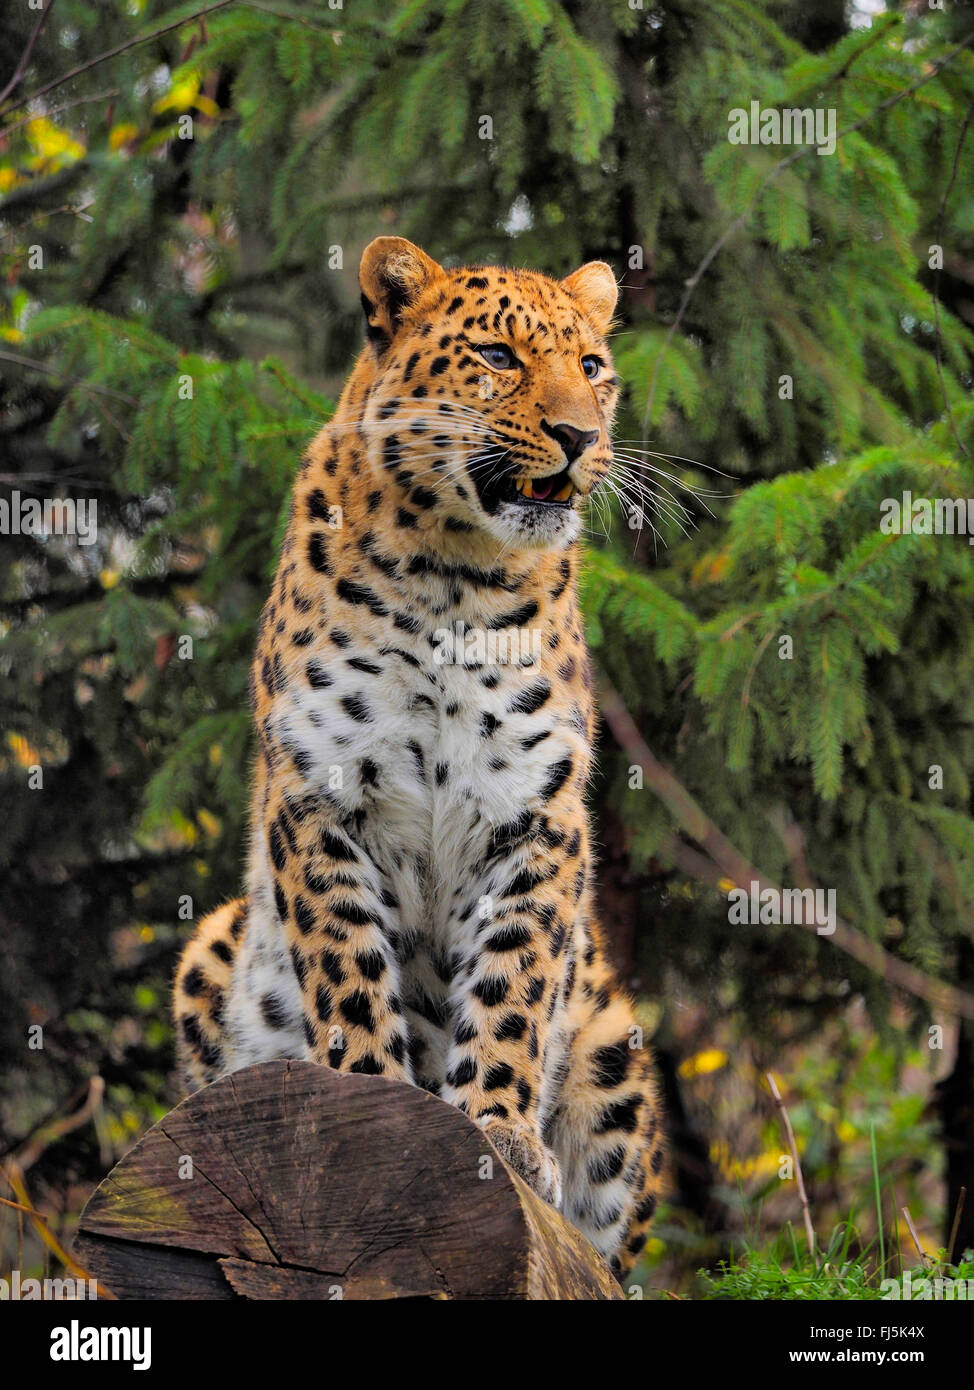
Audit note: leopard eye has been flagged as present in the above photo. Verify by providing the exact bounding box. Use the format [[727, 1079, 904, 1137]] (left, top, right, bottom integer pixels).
[[478, 344, 519, 370], [581, 355, 603, 381]]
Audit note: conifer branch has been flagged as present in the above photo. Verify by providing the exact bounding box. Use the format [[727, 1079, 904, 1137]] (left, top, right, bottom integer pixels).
[[598, 675, 974, 1022], [0, 0, 238, 118], [641, 24, 974, 438]]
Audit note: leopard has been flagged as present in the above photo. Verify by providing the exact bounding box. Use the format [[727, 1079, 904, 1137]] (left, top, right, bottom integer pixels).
[[172, 236, 664, 1281]]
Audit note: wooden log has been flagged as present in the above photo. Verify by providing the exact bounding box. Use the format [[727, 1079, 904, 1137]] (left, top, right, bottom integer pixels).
[[73, 1060, 623, 1301]]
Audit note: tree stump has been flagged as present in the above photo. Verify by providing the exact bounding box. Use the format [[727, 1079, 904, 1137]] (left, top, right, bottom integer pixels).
[[73, 1060, 623, 1300]]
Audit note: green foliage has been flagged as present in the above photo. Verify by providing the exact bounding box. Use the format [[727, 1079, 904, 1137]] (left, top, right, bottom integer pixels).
[[2, 0, 974, 1271], [699, 1243, 974, 1300]]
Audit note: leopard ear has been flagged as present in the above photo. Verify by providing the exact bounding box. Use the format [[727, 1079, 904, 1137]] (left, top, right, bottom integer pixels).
[[359, 237, 443, 348], [561, 261, 618, 336]]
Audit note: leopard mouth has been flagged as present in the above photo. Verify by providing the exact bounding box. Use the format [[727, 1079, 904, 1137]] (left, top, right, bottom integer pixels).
[[473, 460, 577, 514], [509, 468, 576, 505]]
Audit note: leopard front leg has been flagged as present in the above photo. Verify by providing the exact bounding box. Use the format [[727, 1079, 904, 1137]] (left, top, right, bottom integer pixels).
[[439, 811, 581, 1208], [261, 789, 413, 1081]]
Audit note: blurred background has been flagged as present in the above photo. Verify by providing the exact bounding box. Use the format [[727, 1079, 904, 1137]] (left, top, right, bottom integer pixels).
[[1, 0, 974, 1299]]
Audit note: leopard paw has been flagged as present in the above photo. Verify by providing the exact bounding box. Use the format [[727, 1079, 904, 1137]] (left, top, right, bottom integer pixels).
[[480, 1117, 562, 1208]]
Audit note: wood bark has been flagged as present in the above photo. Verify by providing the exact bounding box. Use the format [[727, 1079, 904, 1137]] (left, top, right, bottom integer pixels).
[[73, 1060, 623, 1301]]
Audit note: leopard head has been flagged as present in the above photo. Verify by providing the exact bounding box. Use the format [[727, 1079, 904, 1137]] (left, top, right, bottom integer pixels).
[[356, 237, 619, 553]]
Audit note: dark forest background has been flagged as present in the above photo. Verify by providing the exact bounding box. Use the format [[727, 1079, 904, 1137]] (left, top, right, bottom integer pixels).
[[2, 0, 974, 1297]]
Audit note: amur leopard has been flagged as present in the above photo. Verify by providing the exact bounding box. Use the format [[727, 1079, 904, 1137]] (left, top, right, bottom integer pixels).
[[173, 237, 664, 1280]]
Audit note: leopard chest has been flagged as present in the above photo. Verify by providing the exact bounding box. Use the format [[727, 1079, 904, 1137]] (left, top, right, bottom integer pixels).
[[266, 626, 587, 935]]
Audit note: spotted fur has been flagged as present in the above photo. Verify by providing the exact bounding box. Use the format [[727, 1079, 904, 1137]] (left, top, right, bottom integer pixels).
[[173, 237, 663, 1280]]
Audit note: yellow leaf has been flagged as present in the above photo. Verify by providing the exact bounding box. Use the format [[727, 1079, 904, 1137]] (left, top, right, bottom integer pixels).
[[679, 1048, 728, 1079], [99, 569, 120, 590], [153, 76, 200, 115], [7, 732, 41, 767], [109, 123, 139, 150], [27, 117, 85, 161]]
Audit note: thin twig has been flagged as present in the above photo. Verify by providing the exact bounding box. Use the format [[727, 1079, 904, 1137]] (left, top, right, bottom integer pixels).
[[0, 1164, 115, 1298], [0, 87, 118, 139], [947, 1186, 967, 1264], [0, 0, 59, 107], [1, 0, 237, 118], [13, 1075, 104, 1172], [597, 674, 974, 1021], [767, 1072, 817, 1261], [0, 349, 138, 405], [900, 1205, 931, 1265]]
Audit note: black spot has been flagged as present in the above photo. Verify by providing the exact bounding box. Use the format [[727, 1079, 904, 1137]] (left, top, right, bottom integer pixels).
[[494, 1012, 527, 1041], [328, 898, 375, 928], [341, 693, 372, 723], [636, 1192, 658, 1222], [308, 533, 330, 573], [484, 1062, 513, 1091], [290, 946, 309, 988], [269, 823, 287, 871], [355, 949, 386, 981], [306, 660, 332, 688], [308, 489, 330, 522], [294, 897, 316, 935], [508, 679, 551, 716], [180, 1015, 221, 1070], [592, 1041, 631, 1089], [488, 600, 539, 630], [485, 924, 531, 952], [260, 994, 290, 1030], [473, 975, 508, 1007], [447, 1056, 477, 1087], [181, 966, 206, 997], [340, 991, 376, 1032], [336, 578, 388, 616], [540, 756, 573, 801], [588, 1146, 626, 1184], [320, 948, 346, 985], [350, 1054, 384, 1075]]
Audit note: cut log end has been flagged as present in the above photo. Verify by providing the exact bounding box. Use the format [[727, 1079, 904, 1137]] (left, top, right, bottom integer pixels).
[[73, 1060, 624, 1301]]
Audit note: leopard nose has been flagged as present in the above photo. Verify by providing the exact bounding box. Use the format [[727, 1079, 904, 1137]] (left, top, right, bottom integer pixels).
[[541, 421, 599, 464]]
